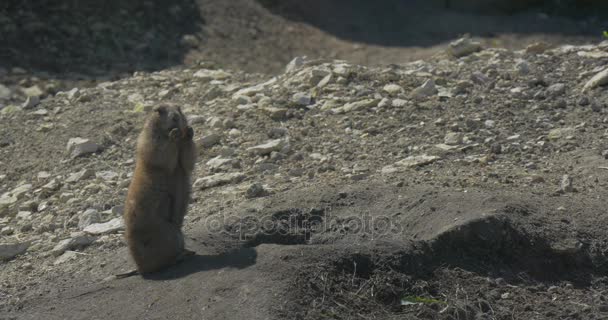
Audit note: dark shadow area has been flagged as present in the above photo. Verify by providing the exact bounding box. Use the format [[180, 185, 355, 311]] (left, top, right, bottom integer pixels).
[[256, 0, 607, 47], [143, 247, 258, 280], [0, 0, 204, 78]]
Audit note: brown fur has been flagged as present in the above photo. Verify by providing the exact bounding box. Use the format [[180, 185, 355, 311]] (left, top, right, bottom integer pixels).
[[123, 104, 197, 275]]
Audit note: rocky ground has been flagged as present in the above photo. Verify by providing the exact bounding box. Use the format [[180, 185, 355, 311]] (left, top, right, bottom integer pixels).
[[1, 33, 608, 319]]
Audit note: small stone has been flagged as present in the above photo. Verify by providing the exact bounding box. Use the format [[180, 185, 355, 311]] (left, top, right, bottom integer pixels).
[[245, 183, 268, 198], [548, 127, 575, 140], [0, 84, 11, 100], [515, 59, 530, 75], [206, 156, 234, 170], [1, 226, 14, 236], [391, 99, 407, 108], [601, 150, 608, 159], [559, 175, 574, 193], [53, 251, 79, 265], [484, 120, 496, 128], [448, 36, 482, 57], [247, 139, 286, 155], [341, 99, 378, 113], [470, 72, 490, 85], [0, 242, 29, 261], [547, 83, 566, 96], [583, 67, 608, 92], [21, 96, 40, 109], [285, 56, 306, 73], [383, 84, 403, 95], [22, 85, 43, 97], [193, 69, 232, 81], [444, 132, 463, 145], [262, 107, 288, 121], [525, 42, 550, 54], [51, 233, 95, 257], [37, 171, 51, 180], [78, 209, 101, 229], [197, 133, 221, 148], [194, 172, 245, 190], [83, 218, 124, 235], [292, 92, 312, 106], [410, 79, 437, 99], [66, 169, 95, 183], [66, 138, 100, 158], [96, 171, 118, 181], [382, 155, 441, 173]]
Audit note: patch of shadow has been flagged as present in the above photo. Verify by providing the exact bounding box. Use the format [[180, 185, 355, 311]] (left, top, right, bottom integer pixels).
[[0, 0, 204, 78], [143, 247, 257, 280], [225, 208, 327, 247], [256, 0, 605, 48]]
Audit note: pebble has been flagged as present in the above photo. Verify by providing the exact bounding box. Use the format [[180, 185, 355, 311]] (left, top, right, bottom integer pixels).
[[193, 69, 232, 81], [53, 251, 79, 265], [383, 84, 403, 95], [0, 242, 30, 261], [83, 218, 124, 235], [410, 79, 437, 99], [444, 132, 463, 145], [583, 67, 608, 92], [292, 92, 312, 106], [66, 137, 100, 158], [78, 209, 101, 229], [51, 233, 95, 257], [66, 169, 95, 183], [247, 139, 287, 155], [285, 56, 306, 73], [0, 84, 11, 100], [547, 83, 566, 96], [559, 175, 574, 193], [447, 36, 482, 57], [382, 155, 441, 173], [198, 133, 221, 148], [245, 183, 268, 198], [21, 96, 40, 109], [194, 172, 246, 190]]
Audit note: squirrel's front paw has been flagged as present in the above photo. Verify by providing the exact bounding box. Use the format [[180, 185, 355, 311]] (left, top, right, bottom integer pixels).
[[169, 128, 180, 141]]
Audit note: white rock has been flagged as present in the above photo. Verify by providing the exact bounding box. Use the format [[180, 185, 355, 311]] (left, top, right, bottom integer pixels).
[[198, 133, 221, 148], [37, 171, 51, 180], [548, 127, 575, 140], [444, 132, 463, 145], [383, 84, 403, 95], [53, 251, 79, 265], [0, 84, 11, 99], [381, 155, 441, 174], [51, 233, 95, 257], [83, 218, 124, 235], [340, 99, 378, 113], [484, 120, 496, 128], [21, 96, 40, 109], [96, 171, 118, 181], [78, 209, 101, 229], [66, 169, 95, 183], [292, 92, 312, 106], [247, 139, 286, 155], [391, 99, 408, 108], [411, 79, 437, 99], [193, 69, 232, 81], [11, 184, 32, 199], [194, 172, 246, 190], [285, 56, 306, 73], [206, 156, 234, 170], [0, 242, 29, 261], [448, 37, 482, 57], [66, 138, 100, 158], [547, 83, 566, 96], [583, 67, 608, 92]]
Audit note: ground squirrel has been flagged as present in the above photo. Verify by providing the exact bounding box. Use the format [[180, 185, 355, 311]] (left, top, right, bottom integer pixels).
[[122, 104, 197, 276]]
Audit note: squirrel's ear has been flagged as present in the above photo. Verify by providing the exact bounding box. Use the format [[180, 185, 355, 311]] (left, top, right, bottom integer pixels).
[[153, 105, 167, 115]]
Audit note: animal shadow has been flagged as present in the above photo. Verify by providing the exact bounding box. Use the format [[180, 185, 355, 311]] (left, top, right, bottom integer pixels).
[[143, 247, 258, 280]]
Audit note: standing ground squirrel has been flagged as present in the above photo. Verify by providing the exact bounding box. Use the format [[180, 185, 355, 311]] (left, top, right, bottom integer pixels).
[[122, 104, 197, 275]]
